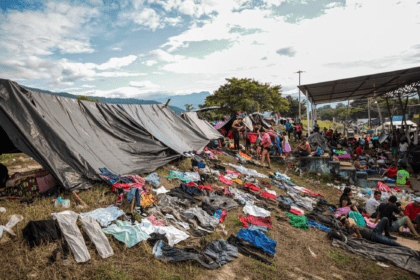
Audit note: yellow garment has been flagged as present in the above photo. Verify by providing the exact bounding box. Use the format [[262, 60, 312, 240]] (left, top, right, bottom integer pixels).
[[141, 193, 156, 207], [232, 179, 243, 185]]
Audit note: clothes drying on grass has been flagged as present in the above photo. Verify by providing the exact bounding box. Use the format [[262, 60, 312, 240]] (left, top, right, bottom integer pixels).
[[198, 185, 213, 192], [112, 183, 146, 193], [22, 220, 62, 248], [227, 235, 272, 264], [244, 183, 260, 192], [79, 205, 124, 227], [237, 229, 277, 255], [220, 174, 233, 185], [290, 206, 304, 216], [213, 209, 227, 223], [103, 220, 150, 248], [246, 215, 273, 229], [243, 203, 271, 217], [307, 220, 331, 232], [286, 212, 308, 230], [261, 192, 277, 200], [293, 186, 324, 197], [248, 224, 268, 233], [202, 196, 239, 211]]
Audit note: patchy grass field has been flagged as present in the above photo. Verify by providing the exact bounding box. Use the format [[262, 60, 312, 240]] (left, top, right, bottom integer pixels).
[[0, 147, 417, 280]]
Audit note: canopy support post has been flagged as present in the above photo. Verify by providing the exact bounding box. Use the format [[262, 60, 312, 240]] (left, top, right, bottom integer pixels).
[[305, 89, 310, 136]]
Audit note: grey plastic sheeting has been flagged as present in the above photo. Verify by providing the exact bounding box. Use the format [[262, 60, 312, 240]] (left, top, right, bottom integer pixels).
[[307, 132, 331, 153], [181, 112, 223, 140], [332, 237, 420, 275], [122, 104, 209, 154], [0, 79, 207, 190]]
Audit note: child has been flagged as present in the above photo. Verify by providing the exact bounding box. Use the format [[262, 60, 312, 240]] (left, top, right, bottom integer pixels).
[[397, 162, 412, 190], [282, 131, 291, 161], [308, 142, 322, 157]]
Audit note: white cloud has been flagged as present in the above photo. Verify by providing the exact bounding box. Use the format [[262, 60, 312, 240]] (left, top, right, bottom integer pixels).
[[149, 49, 185, 62], [0, 2, 99, 56], [82, 85, 96, 88], [112, 47, 122, 51], [96, 55, 138, 70], [123, 8, 163, 31], [96, 72, 148, 77], [143, 60, 158, 66], [153, 71, 164, 74], [129, 80, 160, 88]]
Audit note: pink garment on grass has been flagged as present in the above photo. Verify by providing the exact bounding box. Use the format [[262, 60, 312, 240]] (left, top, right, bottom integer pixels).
[[112, 183, 145, 193], [223, 186, 233, 195], [238, 216, 248, 228], [121, 175, 146, 185], [147, 214, 165, 227], [244, 183, 260, 192], [226, 169, 241, 176], [220, 174, 232, 185]]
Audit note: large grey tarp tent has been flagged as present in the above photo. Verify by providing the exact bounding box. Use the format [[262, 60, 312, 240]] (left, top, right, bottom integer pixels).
[[181, 112, 223, 140], [0, 79, 209, 190]]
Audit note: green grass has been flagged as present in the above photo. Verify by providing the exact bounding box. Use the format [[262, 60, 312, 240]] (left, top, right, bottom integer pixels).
[[0, 154, 14, 161], [95, 266, 131, 280], [326, 250, 353, 267]]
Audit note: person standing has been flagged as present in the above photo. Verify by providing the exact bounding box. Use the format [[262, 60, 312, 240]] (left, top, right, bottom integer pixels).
[[296, 122, 302, 141], [282, 131, 291, 161], [231, 117, 244, 150], [313, 120, 320, 133], [399, 140, 409, 160], [260, 129, 272, 169], [285, 119, 291, 139]]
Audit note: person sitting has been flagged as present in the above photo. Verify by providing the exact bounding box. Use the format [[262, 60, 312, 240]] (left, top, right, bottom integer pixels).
[[308, 142, 322, 157], [297, 138, 311, 159], [404, 197, 420, 229], [321, 127, 327, 137], [382, 161, 397, 179], [353, 156, 366, 171], [340, 187, 359, 212], [375, 195, 420, 239], [368, 156, 380, 174], [365, 191, 381, 218], [339, 216, 402, 246], [356, 145, 362, 157], [396, 162, 412, 190]]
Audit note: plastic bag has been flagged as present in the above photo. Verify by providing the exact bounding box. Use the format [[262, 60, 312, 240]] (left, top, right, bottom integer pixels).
[[146, 173, 161, 188], [0, 214, 24, 238], [55, 197, 71, 208]]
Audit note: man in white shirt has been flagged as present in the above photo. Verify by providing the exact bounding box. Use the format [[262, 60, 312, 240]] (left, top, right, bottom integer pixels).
[[399, 141, 409, 160], [365, 191, 381, 218]]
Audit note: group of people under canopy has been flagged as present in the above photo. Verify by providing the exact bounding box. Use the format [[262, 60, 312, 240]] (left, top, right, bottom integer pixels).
[[337, 186, 420, 246]]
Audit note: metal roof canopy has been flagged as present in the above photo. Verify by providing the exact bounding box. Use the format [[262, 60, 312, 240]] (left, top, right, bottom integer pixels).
[[298, 66, 420, 105]]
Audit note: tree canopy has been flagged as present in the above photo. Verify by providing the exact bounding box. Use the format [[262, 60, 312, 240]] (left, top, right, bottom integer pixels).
[[77, 95, 98, 102], [184, 104, 195, 112], [279, 95, 307, 118], [204, 78, 289, 115]]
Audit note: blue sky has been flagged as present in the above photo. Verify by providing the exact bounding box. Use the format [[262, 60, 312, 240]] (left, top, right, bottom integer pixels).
[[0, 0, 419, 101]]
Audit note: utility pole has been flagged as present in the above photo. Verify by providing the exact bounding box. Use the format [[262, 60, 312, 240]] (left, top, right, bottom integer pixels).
[[296, 70, 305, 121], [368, 98, 371, 129]]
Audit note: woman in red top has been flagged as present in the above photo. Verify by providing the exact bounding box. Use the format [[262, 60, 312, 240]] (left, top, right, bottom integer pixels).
[[356, 145, 362, 156], [382, 161, 397, 178], [296, 122, 302, 140]]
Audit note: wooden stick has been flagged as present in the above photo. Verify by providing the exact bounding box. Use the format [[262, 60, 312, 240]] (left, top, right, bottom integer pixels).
[[131, 195, 135, 213], [72, 191, 87, 207]]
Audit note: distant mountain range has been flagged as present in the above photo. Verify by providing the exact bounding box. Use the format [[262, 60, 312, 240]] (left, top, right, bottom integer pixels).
[[23, 86, 187, 115], [153, 92, 211, 110]]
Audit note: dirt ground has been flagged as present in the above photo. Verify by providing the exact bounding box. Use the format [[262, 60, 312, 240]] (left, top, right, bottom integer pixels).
[[0, 148, 418, 280]]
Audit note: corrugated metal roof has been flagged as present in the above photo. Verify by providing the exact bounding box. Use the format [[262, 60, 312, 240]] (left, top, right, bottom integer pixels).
[[298, 66, 420, 104]]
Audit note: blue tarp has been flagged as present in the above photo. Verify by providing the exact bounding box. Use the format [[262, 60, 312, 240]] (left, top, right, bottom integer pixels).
[[237, 229, 277, 255]]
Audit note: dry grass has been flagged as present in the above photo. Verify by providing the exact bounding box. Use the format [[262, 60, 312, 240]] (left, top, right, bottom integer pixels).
[[0, 147, 418, 280]]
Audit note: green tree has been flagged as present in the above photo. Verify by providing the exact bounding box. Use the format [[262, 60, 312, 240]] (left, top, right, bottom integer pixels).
[[204, 78, 289, 115], [280, 95, 306, 118], [77, 96, 98, 102], [184, 104, 195, 112]]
